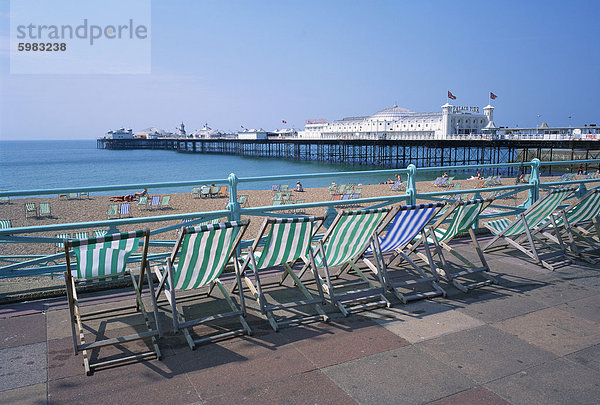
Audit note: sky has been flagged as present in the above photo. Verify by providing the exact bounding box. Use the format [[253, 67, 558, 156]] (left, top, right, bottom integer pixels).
[[0, 0, 599, 140]]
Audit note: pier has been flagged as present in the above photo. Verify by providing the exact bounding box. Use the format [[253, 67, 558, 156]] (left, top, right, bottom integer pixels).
[[98, 138, 600, 173]]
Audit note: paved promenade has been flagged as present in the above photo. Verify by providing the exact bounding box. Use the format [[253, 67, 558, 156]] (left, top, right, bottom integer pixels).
[[1, 235, 599, 404]]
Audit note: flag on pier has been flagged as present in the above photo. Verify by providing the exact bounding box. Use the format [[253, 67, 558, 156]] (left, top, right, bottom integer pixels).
[[447, 91, 456, 100], [490, 92, 497, 100]]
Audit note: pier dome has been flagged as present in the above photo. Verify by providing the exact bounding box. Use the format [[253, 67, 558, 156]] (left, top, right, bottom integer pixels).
[[370, 104, 414, 120]]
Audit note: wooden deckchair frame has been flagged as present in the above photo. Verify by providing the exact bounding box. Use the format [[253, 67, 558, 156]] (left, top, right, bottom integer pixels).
[[64, 229, 161, 376], [483, 187, 578, 271], [153, 220, 251, 350], [363, 203, 447, 303], [299, 208, 393, 316], [237, 216, 329, 331], [414, 198, 496, 292], [537, 188, 600, 262]]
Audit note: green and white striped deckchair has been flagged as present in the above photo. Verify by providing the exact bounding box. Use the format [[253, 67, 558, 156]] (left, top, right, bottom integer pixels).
[[303, 208, 392, 316], [72, 231, 89, 241], [39, 202, 51, 217], [63, 229, 160, 375], [484, 187, 577, 270], [153, 220, 250, 350], [107, 203, 119, 218], [55, 233, 69, 253], [94, 229, 107, 238], [538, 188, 600, 261], [238, 216, 328, 331], [417, 198, 496, 292], [0, 220, 12, 229], [160, 195, 171, 209], [137, 195, 149, 209], [25, 202, 37, 218]]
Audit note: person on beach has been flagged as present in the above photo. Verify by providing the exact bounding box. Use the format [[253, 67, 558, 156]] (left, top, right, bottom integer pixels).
[[296, 181, 303, 192], [442, 172, 449, 179], [110, 188, 147, 202], [577, 165, 584, 175]]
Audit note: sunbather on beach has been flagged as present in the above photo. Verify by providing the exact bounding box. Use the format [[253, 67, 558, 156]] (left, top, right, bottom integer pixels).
[[110, 188, 147, 202]]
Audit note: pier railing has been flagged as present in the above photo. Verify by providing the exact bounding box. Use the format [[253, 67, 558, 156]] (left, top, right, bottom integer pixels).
[[1, 158, 599, 279]]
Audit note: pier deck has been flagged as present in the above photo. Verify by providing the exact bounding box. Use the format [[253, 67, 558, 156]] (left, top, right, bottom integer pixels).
[[98, 138, 600, 172], [2, 233, 600, 404]]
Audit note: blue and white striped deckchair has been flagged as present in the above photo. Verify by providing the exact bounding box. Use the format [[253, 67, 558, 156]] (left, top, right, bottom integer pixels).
[[149, 195, 160, 209], [484, 187, 577, 270], [119, 202, 131, 218], [538, 188, 600, 261], [238, 216, 328, 331], [415, 199, 496, 292], [63, 229, 160, 375], [304, 208, 392, 316], [364, 203, 446, 303], [153, 220, 250, 349]]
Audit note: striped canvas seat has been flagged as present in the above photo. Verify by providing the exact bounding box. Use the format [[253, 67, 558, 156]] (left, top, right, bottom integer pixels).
[[119, 203, 130, 217], [486, 188, 572, 237], [315, 209, 388, 268], [369, 203, 443, 254], [150, 195, 160, 208], [39, 202, 51, 217], [55, 233, 69, 252], [0, 220, 12, 229], [63, 229, 161, 375], [239, 216, 328, 331], [25, 202, 37, 218], [153, 220, 251, 349], [435, 200, 487, 243], [363, 203, 447, 303], [554, 188, 600, 228], [173, 222, 242, 290], [484, 187, 577, 271], [70, 231, 142, 279]]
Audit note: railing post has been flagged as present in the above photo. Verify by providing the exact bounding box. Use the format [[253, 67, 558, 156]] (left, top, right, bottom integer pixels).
[[226, 173, 241, 222], [406, 164, 417, 205], [525, 158, 541, 208]]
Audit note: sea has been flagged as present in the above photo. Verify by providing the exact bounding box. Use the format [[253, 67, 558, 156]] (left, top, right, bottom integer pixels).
[[0, 140, 447, 195]]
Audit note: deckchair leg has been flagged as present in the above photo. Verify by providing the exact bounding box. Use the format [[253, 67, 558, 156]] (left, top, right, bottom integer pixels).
[[64, 271, 78, 355]]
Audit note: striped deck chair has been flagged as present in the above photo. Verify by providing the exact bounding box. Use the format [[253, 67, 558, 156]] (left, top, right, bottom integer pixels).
[[191, 187, 201, 199], [272, 184, 281, 192], [238, 194, 249, 207], [107, 204, 119, 219], [432, 177, 443, 186], [0, 220, 12, 229], [537, 188, 600, 262], [73, 231, 89, 240], [119, 202, 131, 218], [209, 186, 219, 197], [137, 195, 148, 209], [149, 195, 161, 209], [160, 195, 171, 209], [64, 229, 160, 375], [416, 199, 496, 292], [94, 229, 107, 238], [25, 202, 37, 218], [200, 186, 210, 198], [55, 233, 69, 253], [218, 186, 228, 198], [153, 220, 251, 349], [483, 187, 577, 271], [238, 216, 329, 331], [301, 208, 393, 316], [39, 202, 51, 217], [363, 203, 447, 303]]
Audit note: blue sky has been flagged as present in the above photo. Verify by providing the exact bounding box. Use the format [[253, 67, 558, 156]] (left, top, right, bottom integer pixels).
[[1, 0, 599, 140]]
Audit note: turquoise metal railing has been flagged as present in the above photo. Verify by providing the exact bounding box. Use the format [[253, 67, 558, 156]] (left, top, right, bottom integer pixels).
[[1, 158, 599, 278]]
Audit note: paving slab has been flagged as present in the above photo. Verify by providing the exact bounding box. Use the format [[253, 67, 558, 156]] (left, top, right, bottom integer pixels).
[[285, 316, 409, 368], [431, 387, 511, 405], [1, 382, 47, 405], [322, 345, 475, 405], [565, 343, 600, 373], [0, 312, 46, 349], [493, 307, 600, 356], [557, 294, 600, 323], [364, 300, 484, 343], [0, 342, 47, 392], [485, 357, 600, 405], [48, 360, 197, 404], [206, 369, 356, 405], [519, 280, 597, 307], [454, 292, 548, 323], [417, 325, 557, 384]]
